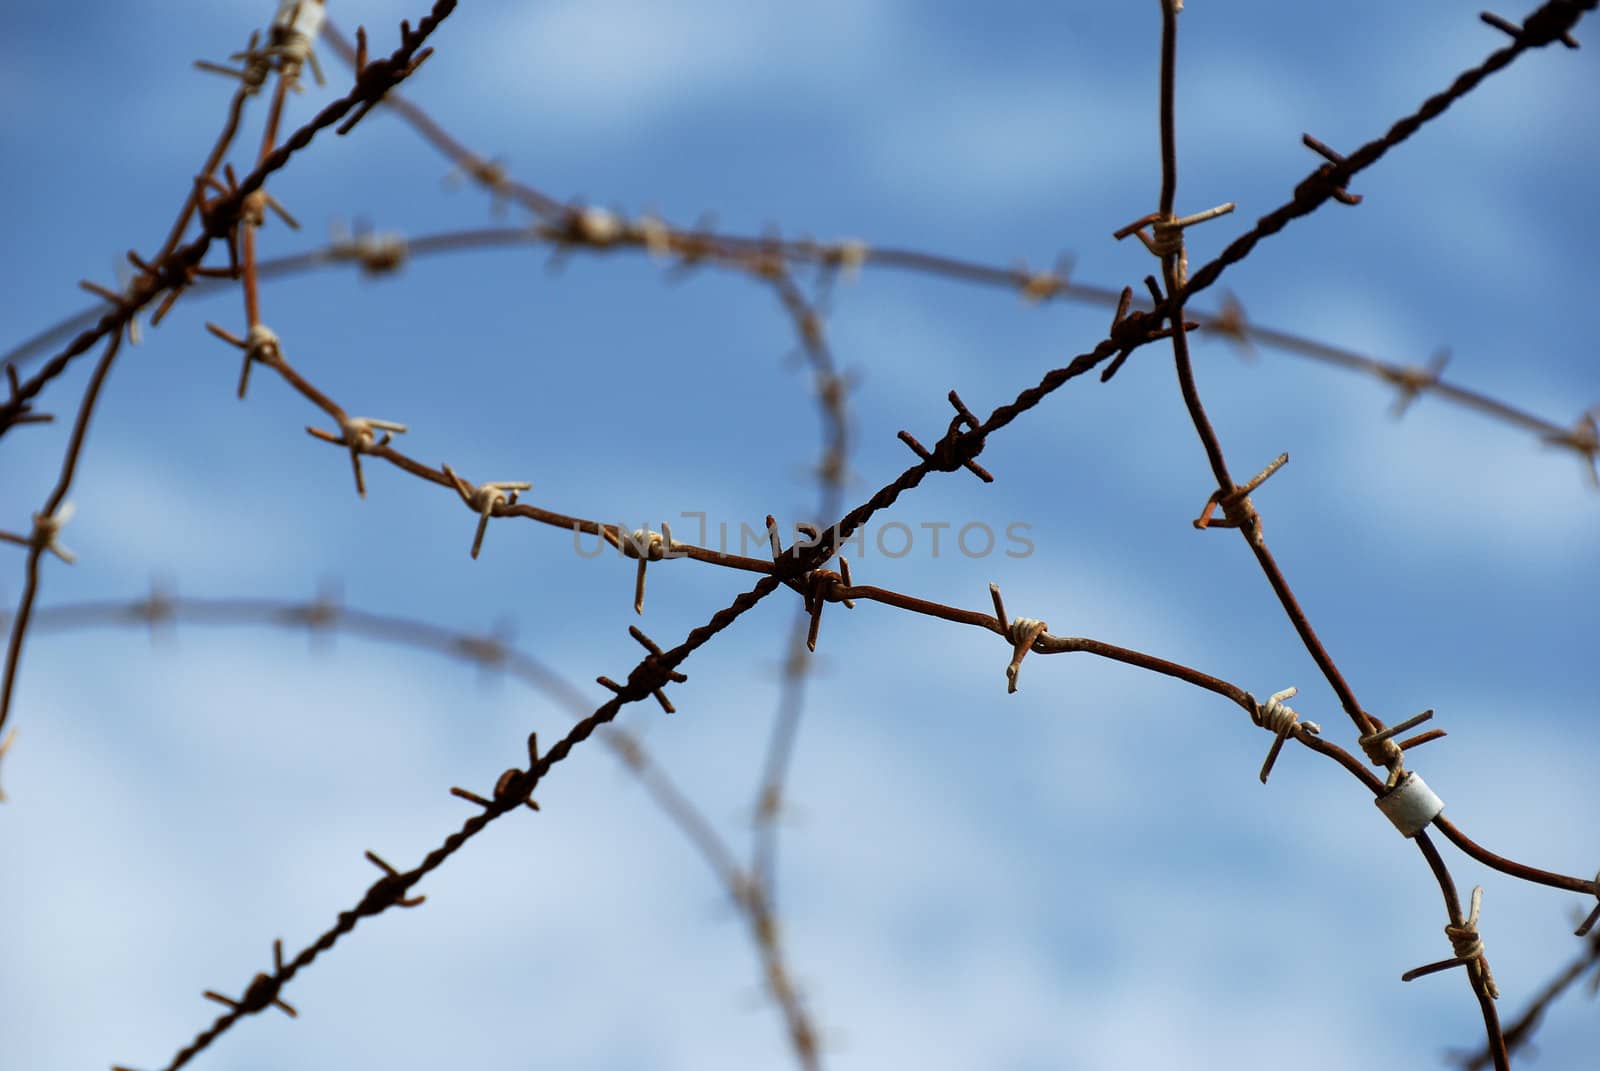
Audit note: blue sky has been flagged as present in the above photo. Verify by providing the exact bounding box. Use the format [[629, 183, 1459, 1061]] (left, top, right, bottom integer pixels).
[[3, 2, 1598, 1069]]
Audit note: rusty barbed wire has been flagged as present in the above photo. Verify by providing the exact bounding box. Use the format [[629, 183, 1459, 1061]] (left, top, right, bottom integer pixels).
[[1179, 0, 1598, 307], [0, 331, 121, 803], [7, 7, 1538, 482], [0, 0, 454, 806], [748, 266, 851, 960], [1142, 3, 1595, 1066], [5, 1, 1599, 1068], [1455, 914, 1600, 1070], [9, 224, 1595, 482], [9, 586, 830, 1069], [82, 268, 1172, 1065], [114, 279, 1598, 1066], [0, 1, 451, 439]]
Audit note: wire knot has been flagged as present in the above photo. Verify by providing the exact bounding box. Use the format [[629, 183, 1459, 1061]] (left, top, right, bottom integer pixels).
[[990, 584, 1048, 694], [1007, 617, 1046, 647], [1481, 6, 1583, 49], [194, 28, 277, 95], [237, 970, 294, 1017], [307, 416, 408, 497], [31, 502, 77, 564], [340, 415, 406, 453], [451, 733, 543, 813], [245, 324, 280, 362], [1445, 920, 1485, 965], [1004, 617, 1047, 694], [442, 465, 530, 560], [634, 214, 673, 258], [330, 226, 409, 276], [206, 320, 284, 399], [1541, 406, 1599, 488], [1018, 255, 1073, 304], [1403, 886, 1498, 999], [1115, 203, 1235, 288], [3, 364, 54, 429], [833, 238, 870, 279], [1254, 687, 1306, 735], [610, 525, 680, 613], [620, 528, 668, 562], [1381, 349, 1450, 418], [1297, 134, 1363, 207], [239, 188, 299, 231], [1148, 217, 1185, 258], [1359, 730, 1405, 771], [1447, 887, 1498, 998], [568, 206, 624, 246], [1252, 686, 1320, 783], [3, 503, 78, 563], [1210, 292, 1255, 359], [445, 157, 512, 213], [202, 940, 296, 1019], [807, 566, 854, 608], [898, 391, 994, 483], [268, 0, 327, 90], [596, 627, 688, 714], [796, 553, 855, 652], [1194, 453, 1287, 542], [356, 850, 425, 915], [1358, 709, 1442, 788]]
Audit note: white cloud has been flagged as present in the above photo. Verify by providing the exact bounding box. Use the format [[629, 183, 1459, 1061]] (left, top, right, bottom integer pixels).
[[863, 76, 1149, 206], [464, 0, 897, 129]]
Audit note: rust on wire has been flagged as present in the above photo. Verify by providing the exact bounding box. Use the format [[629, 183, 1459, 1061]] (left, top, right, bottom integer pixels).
[[1250, 687, 1320, 785], [306, 416, 409, 497], [4, 1, 1597, 1070], [441, 465, 531, 560], [897, 390, 994, 484], [202, 939, 298, 1019], [1191, 452, 1287, 534]]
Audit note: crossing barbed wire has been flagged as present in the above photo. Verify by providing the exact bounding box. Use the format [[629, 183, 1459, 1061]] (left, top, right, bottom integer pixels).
[[3, 2, 1597, 1069], [12, 581, 1600, 1067]]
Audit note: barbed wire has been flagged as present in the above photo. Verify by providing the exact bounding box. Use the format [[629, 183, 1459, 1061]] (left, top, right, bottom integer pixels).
[[7, 587, 824, 1064], [12, 219, 1594, 481], [1456, 919, 1600, 1070], [100, 280, 1597, 1065], [3, 2, 1597, 1069], [0, 0, 455, 790], [5, 8, 1595, 482], [0, 2, 451, 440]]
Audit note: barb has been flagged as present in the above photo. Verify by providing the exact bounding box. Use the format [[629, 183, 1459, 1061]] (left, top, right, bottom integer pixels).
[[1192, 452, 1288, 534], [305, 416, 409, 497], [1541, 406, 1600, 486], [14, 588, 814, 1064], [201, 940, 298, 1020], [8, 228, 1592, 483], [1402, 885, 1500, 1000], [1250, 686, 1321, 785], [1143, 3, 1593, 1066], [1180, 0, 1598, 305], [745, 267, 852, 1065], [321, 17, 567, 219], [1454, 916, 1600, 1071], [0, 0, 454, 437], [609, 526, 678, 614], [0, 330, 123, 794], [105, 277, 1189, 1065], [7, 1, 1598, 1069], [441, 466, 531, 560]]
